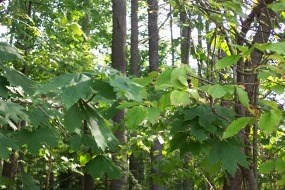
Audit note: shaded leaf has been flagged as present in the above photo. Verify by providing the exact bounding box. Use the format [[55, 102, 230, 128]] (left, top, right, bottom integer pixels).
[[125, 106, 147, 129], [22, 173, 40, 190], [0, 132, 18, 159], [209, 139, 248, 176], [0, 100, 29, 130], [0, 76, 9, 99], [64, 103, 84, 132], [0, 42, 23, 62], [1, 66, 36, 95], [16, 127, 59, 155], [85, 155, 121, 179]]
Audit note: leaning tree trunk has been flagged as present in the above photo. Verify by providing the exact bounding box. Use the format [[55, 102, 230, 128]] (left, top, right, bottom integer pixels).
[[148, 0, 162, 189], [111, 0, 127, 190]]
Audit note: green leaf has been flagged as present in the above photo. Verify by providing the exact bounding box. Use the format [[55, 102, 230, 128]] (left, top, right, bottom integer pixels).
[[109, 74, 142, 101], [27, 107, 51, 128], [1, 66, 36, 95], [64, 103, 84, 132], [84, 104, 119, 151], [16, 127, 59, 155], [0, 76, 9, 99], [70, 23, 84, 36], [155, 69, 172, 90], [88, 117, 108, 151], [259, 109, 283, 134], [125, 106, 147, 129], [207, 84, 227, 99], [216, 55, 241, 70], [170, 90, 190, 106], [259, 160, 275, 174], [85, 155, 121, 179], [268, 2, 285, 12], [0, 42, 23, 62], [60, 79, 93, 109], [0, 100, 29, 130], [22, 173, 40, 190], [170, 67, 188, 88], [236, 87, 249, 107], [0, 132, 18, 159], [209, 139, 248, 176], [158, 92, 171, 111], [223, 117, 254, 139], [146, 107, 160, 124]]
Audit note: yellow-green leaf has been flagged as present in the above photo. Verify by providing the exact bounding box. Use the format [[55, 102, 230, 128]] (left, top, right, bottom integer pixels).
[[259, 109, 283, 134], [223, 117, 254, 139]]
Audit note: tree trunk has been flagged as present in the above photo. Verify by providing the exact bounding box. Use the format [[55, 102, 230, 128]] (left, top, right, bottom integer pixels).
[[111, 1, 127, 189], [225, 1, 274, 189], [130, 0, 140, 76], [180, 11, 191, 65], [2, 151, 18, 190], [148, 0, 161, 189], [148, 0, 159, 71], [150, 139, 162, 190]]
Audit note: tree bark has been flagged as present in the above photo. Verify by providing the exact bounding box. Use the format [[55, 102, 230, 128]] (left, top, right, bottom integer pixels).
[[148, 0, 162, 189], [130, 0, 140, 76], [225, 1, 274, 189], [148, 0, 159, 71], [111, 1, 127, 189], [180, 11, 191, 65]]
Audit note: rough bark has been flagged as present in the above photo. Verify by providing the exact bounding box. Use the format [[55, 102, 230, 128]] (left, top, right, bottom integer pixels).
[[111, 1, 127, 188], [148, 0, 159, 71], [2, 151, 18, 190], [150, 139, 162, 190], [225, 1, 274, 189], [148, 0, 162, 189], [130, 0, 140, 76], [180, 11, 191, 65]]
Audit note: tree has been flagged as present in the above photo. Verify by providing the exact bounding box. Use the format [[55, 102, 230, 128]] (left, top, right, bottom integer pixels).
[[111, 0, 127, 189], [147, 0, 162, 190]]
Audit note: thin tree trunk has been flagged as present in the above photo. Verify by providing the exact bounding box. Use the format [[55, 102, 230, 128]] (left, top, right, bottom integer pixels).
[[169, 3, 174, 66], [148, 0, 161, 189], [131, 0, 140, 76], [150, 139, 162, 190], [148, 0, 159, 72], [111, 1, 127, 189], [180, 11, 191, 65]]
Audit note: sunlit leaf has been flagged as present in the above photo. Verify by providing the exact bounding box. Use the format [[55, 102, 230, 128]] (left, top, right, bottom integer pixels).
[[216, 55, 241, 70], [223, 117, 254, 139], [236, 87, 249, 107], [259, 109, 282, 134], [170, 90, 190, 106]]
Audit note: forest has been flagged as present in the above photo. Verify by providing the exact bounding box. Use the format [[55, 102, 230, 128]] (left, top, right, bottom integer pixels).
[[0, 0, 285, 189]]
